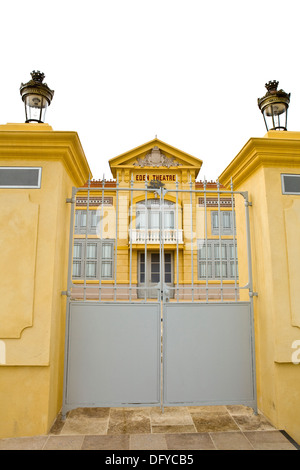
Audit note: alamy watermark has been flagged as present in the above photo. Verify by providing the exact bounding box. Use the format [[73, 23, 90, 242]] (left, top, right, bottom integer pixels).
[[291, 340, 300, 365]]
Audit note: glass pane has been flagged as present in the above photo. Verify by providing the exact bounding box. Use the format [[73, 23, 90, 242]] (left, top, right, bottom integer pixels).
[[164, 211, 174, 229], [215, 262, 227, 278], [151, 273, 160, 283], [86, 243, 97, 259], [199, 262, 212, 278], [165, 253, 171, 263], [80, 211, 87, 227], [151, 253, 160, 263], [230, 261, 239, 278], [199, 243, 212, 259], [214, 244, 227, 259], [101, 262, 112, 278], [72, 261, 81, 277], [152, 263, 160, 273], [212, 212, 219, 229], [73, 244, 81, 259], [86, 261, 97, 278], [165, 273, 171, 283], [140, 273, 145, 283], [136, 211, 146, 229], [102, 243, 112, 259], [229, 244, 238, 259], [222, 212, 231, 229], [90, 210, 98, 228], [150, 212, 160, 229]]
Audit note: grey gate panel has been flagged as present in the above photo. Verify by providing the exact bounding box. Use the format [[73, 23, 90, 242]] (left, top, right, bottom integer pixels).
[[63, 302, 161, 414], [163, 302, 256, 409]]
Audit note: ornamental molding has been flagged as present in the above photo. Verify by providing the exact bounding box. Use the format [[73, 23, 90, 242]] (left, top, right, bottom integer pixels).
[[133, 146, 182, 168]]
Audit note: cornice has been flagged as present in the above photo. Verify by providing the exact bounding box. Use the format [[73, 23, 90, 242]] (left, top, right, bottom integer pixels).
[[0, 125, 91, 186], [219, 135, 300, 189]]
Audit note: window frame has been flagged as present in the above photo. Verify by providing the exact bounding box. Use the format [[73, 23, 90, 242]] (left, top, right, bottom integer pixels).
[[211, 210, 236, 235], [135, 200, 176, 230], [197, 239, 238, 280], [72, 239, 115, 280], [74, 209, 100, 234]]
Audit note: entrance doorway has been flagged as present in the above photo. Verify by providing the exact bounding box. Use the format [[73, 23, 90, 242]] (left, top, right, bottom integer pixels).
[[138, 252, 174, 299]]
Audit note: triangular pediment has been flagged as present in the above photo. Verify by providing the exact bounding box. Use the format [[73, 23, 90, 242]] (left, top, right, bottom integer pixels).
[[109, 138, 202, 178]]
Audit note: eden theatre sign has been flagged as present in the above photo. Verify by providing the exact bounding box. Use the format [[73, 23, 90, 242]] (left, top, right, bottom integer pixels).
[[135, 174, 176, 182]]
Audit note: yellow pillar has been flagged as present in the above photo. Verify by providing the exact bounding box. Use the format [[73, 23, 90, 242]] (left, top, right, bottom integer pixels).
[[219, 131, 300, 445], [0, 123, 91, 438]]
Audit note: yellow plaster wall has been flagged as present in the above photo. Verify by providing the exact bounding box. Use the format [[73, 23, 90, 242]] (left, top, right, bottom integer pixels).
[[0, 367, 50, 438], [219, 133, 300, 445], [0, 123, 91, 438]]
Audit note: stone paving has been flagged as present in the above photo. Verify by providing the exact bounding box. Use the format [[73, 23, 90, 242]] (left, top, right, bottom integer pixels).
[[0, 405, 298, 450]]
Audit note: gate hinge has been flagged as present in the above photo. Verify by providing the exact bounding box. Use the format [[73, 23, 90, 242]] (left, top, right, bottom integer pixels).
[[66, 197, 76, 204], [249, 291, 258, 298], [61, 290, 71, 297], [245, 201, 252, 207]]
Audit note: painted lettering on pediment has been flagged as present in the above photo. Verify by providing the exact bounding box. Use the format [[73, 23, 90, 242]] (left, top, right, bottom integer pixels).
[[133, 146, 182, 168]]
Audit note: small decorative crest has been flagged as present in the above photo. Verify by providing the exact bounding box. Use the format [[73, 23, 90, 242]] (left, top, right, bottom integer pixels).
[[265, 80, 279, 93], [147, 179, 165, 189], [31, 70, 45, 83], [133, 146, 182, 168]]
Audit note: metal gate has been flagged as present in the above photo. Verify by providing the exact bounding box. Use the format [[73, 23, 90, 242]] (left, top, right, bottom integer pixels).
[[62, 177, 257, 416]]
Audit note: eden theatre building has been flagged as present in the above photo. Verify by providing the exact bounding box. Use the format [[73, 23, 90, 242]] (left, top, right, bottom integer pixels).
[[71, 137, 238, 302]]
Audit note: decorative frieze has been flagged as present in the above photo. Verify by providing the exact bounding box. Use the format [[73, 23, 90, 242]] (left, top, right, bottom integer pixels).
[[76, 196, 113, 207], [198, 197, 234, 207]]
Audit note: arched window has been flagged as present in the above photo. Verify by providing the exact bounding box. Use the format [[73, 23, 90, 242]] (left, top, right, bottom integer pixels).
[[136, 199, 175, 230]]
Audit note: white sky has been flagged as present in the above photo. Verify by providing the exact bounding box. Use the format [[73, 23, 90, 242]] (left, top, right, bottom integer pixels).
[[1, 0, 300, 182]]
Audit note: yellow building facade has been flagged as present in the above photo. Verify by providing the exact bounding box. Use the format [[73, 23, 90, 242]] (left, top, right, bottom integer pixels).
[[71, 138, 240, 302]]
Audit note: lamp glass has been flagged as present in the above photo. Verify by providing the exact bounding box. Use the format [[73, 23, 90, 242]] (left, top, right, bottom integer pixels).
[[263, 102, 288, 131], [25, 94, 48, 123]]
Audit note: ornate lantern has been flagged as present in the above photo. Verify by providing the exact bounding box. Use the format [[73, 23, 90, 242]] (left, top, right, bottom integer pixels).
[[20, 71, 54, 123], [258, 80, 290, 131]]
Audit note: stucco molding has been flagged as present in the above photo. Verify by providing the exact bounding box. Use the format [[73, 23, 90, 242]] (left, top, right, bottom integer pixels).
[[0, 124, 92, 186], [219, 134, 300, 189]]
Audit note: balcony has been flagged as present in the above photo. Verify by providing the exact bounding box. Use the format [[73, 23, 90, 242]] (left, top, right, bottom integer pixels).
[[130, 229, 183, 244]]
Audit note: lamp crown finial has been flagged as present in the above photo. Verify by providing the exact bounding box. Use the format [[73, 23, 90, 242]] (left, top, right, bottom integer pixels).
[[265, 80, 279, 93], [30, 70, 45, 83]]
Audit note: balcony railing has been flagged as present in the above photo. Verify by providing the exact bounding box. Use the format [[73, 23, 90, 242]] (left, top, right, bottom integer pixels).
[[130, 229, 183, 244]]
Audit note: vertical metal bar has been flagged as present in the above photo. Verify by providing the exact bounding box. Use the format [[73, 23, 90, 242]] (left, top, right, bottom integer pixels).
[[244, 191, 258, 414], [66, 187, 77, 299], [231, 178, 238, 302], [129, 173, 133, 302], [83, 175, 91, 301], [160, 185, 165, 413], [62, 186, 77, 417], [203, 178, 209, 302], [244, 191, 254, 295], [217, 179, 223, 302], [190, 175, 194, 301], [114, 173, 119, 301], [144, 176, 148, 302], [159, 187, 163, 302], [176, 175, 179, 302], [99, 175, 105, 301]]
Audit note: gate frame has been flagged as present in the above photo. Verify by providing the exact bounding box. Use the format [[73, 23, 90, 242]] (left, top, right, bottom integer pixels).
[[62, 178, 258, 416]]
